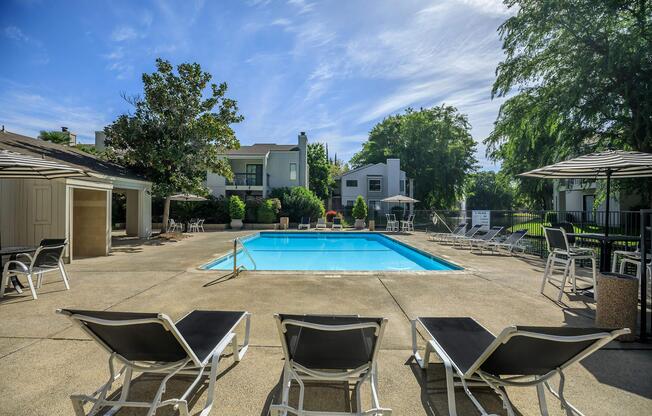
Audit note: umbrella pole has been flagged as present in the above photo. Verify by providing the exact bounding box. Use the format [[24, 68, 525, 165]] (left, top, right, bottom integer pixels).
[[605, 170, 611, 239]]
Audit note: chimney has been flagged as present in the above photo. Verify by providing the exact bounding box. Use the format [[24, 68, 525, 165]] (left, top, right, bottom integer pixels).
[[61, 127, 77, 146], [95, 131, 106, 151], [298, 132, 308, 188]]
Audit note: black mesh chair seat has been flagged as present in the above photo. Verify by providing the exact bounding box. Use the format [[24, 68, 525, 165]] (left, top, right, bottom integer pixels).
[[60, 309, 246, 363], [279, 314, 383, 370], [418, 317, 495, 375]]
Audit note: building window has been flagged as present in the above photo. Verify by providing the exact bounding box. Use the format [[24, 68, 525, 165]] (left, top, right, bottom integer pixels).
[[368, 178, 382, 192], [345, 179, 358, 187], [368, 200, 380, 211], [289, 163, 297, 180], [400, 180, 405, 192], [346, 200, 354, 207]]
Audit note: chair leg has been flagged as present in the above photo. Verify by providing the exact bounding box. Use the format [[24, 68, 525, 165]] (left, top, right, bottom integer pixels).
[[197, 352, 221, 416], [443, 358, 458, 416], [541, 254, 553, 293], [0, 268, 9, 298], [591, 257, 597, 302], [59, 262, 71, 290], [536, 380, 549, 416], [571, 259, 577, 293], [557, 261, 571, 302], [26, 273, 38, 300]]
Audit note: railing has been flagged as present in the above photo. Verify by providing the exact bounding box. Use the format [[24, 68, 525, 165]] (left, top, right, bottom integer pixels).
[[227, 173, 263, 186], [360, 209, 644, 263], [233, 237, 256, 275]]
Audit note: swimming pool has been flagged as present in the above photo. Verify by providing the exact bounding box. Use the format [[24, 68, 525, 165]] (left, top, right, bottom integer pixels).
[[202, 232, 461, 271]]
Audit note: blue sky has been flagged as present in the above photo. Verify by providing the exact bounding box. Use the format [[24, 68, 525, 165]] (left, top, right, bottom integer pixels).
[[0, 0, 512, 169]]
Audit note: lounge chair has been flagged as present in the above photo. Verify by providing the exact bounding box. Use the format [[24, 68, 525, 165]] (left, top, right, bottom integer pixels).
[[57, 309, 250, 416], [462, 226, 503, 249], [541, 227, 596, 301], [479, 229, 528, 255], [332, 217, 343, 230], [315, 217, 327, 229], [298, 217, 311, 230], [428, 222, 466, 242], [270, 314, 391, 416], [445, 224, 483, 244], [412, 317, 628, 416], [1, 239, 70, 300]]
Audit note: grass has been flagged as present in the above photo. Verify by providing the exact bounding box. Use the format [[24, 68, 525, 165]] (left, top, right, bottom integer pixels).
[[506, 221, 601, 235]]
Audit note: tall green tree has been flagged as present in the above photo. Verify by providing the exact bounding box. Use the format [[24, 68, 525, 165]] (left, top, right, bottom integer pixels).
[[464, 171, 515, 210], [351, 106, 477, 208], [105, 58, 243, 230], [307, 142, 331, 201], [487, 0, 652, 205], [39, 130, 70, 145]]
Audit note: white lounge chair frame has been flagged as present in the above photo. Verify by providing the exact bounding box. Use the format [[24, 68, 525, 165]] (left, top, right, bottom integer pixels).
[[541, 227, 597, 302], [315, 218, 327, 229], [478, 229, 528, 255], [298, 217, 311, 230], [57, 310, 251, 416], [270, 314, 392, 416], [463, 226, 503, 250], [1, 242, 70, 300], [332, 217, 343, 230], [412, 318, 629, 416]]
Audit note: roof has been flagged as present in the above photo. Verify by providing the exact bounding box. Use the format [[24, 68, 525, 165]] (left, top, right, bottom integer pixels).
[[337, 162, 406, 179], [224, 143, 299, 156], [0, 130, 149, 182]]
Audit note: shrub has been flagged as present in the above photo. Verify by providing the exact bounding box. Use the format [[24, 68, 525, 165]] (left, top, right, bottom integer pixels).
[[325, 210, 337, 222], [245, 198, 262, 222], [352, 196, 368, 219], [257, 198, 281, 223], [281, 187, 325, 221], [228, 195, 245, 220]]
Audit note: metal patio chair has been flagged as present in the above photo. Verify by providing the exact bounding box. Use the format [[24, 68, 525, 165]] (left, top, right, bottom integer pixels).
[[270, 313, 391, 416], [57, 309, 251, 416], [412, 317, 628, 416]]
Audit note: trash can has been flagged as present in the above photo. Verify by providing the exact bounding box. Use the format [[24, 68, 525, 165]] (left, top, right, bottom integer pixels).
[[280, 217, 289, 230], [595, 272, 638, 342]]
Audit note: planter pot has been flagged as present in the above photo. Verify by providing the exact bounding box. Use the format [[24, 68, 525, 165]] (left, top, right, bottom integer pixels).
[[230, 219, 243, 230], [354, 219, 366, 230], [596, 273, 638, 342], [368, 220, 375, 231]]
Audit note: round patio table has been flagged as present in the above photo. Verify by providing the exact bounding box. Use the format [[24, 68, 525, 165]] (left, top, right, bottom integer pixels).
[[567, 233, 640, 273], [0, 246, 37, 293]]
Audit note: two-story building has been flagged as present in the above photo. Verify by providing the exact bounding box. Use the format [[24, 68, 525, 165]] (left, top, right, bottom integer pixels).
[[332, 158, 413, 213], [206, 132, 309, 199]]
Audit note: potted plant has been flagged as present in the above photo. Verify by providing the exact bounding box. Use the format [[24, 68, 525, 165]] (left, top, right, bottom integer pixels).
[[229, 195, 245, 230], [352, 196, 368, 230]]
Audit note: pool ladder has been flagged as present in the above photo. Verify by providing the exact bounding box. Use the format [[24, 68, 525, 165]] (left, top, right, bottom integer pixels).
[[233, 237, 257, 275]]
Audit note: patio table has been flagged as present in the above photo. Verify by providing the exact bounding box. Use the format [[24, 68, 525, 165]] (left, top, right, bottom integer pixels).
[[0, 246, 37, 293], [568, 233, 640, 273]]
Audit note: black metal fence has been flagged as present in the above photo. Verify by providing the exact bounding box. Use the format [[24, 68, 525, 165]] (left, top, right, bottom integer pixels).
[[361, 209, 643, 261]]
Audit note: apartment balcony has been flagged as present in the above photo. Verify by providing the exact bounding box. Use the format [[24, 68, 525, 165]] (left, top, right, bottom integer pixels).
[[226, 173, 265, 191]]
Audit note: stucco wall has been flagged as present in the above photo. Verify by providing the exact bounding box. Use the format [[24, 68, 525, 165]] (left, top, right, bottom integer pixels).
[[267, 151, 301, 189]]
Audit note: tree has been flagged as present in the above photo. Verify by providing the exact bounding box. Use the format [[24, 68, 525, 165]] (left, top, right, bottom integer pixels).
[[487, 0, 652, 205], [307, 142, 331, 201], [351, 106, 477, 208], [464, 171, 515, 210], [104, 58, 243, 230], [39, 130, 70, 145], [352, 195, 368, 220]]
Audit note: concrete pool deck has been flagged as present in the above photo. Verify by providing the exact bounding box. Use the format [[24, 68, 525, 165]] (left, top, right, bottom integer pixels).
[[0, 230, 650, 415]]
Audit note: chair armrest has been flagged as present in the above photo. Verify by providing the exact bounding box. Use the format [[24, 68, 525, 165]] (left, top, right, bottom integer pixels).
[[16, 253, 33, 262], [3, 260, 30, 274]]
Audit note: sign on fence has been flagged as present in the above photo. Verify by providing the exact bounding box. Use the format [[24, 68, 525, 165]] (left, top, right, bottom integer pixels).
[[472, 210, 490, 227]]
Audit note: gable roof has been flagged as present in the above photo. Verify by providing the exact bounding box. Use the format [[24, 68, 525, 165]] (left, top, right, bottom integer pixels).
[[0, 130, 148, 182], [224, 143, 299, 156], [337, 162, 385, 179]]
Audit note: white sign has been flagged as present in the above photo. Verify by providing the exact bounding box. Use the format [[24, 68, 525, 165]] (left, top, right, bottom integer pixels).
[[472, 210, 490, 227]]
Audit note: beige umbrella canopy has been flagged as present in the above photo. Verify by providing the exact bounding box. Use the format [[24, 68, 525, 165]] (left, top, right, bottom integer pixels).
[[381, 195, 419, 203], [169, 193, 207, 202]]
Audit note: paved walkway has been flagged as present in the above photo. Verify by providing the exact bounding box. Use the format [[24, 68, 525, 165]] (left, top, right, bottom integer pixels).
[[0, 231, 650, 415]]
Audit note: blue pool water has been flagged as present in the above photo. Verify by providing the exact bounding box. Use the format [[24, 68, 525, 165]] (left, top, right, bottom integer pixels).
[[202, 232, 461, 271]]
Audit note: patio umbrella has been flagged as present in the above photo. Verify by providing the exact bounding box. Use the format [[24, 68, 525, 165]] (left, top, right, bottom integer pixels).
[[380, 195, 420, 203], [520, 149, 652, 239], [169, 193, 207, 202]]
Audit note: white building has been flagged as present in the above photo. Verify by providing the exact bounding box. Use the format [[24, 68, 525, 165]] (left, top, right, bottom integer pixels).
[[206, 132, 309, 199], [333, 158, 413, 213], [0, 130, 152, 261]]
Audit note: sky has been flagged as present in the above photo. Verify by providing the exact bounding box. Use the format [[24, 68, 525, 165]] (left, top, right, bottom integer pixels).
[[0, 0, 513, 169]]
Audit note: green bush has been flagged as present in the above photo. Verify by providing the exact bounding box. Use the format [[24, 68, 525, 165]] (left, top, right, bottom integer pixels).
[[152, 195, 230, 223], [228, 195, 245, 220], [257, 198, 281, 223], [352, 196, 368, 219], [245, 198, 262, 222], [276, 187, 325, 222]]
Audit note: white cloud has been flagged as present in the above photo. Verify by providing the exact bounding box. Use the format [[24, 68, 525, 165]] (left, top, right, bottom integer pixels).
[[0, 87, 110, 142], [111, 25, 139, 42], [271, 18, 292, 26], [4, 26, 29, 42]]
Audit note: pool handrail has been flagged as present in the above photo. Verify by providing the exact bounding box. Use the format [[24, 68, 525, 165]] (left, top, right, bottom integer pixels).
[[234, 237, 257, 272]]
